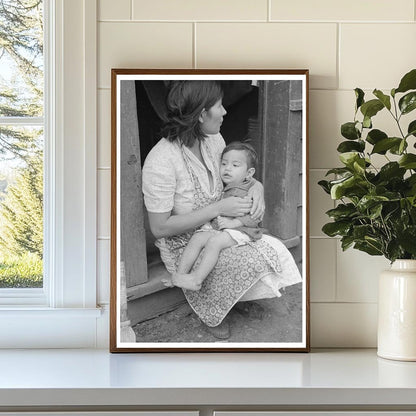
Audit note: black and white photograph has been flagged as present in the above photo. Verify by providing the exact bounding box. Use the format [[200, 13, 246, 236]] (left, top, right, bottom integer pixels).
[[110, 70, 309, 352]]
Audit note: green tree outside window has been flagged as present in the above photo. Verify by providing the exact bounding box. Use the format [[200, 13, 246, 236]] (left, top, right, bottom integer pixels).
[[0, 0, 44, 288]]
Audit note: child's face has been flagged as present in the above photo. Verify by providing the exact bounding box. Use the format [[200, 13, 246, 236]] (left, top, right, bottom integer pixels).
[[220, 149, 254, 186]]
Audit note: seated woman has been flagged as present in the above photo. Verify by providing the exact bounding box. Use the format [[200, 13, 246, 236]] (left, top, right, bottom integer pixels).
[[142, 80, 302, 340]]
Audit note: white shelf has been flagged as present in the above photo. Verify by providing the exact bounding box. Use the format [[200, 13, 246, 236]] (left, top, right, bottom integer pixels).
[[0, 349, 415, 409]]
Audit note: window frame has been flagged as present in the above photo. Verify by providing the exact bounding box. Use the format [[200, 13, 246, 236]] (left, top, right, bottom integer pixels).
[[0, 0, 101, 348]]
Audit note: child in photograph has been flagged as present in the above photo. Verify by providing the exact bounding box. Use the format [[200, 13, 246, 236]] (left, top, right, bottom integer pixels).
[[164, 141, 265, 291]]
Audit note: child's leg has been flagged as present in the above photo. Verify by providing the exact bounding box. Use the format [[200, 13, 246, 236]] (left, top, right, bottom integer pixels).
[[172, 232, 236, 291], [192, 232, 236, 282], [162, 231, 213, 288], [177, 232, 213, 273]]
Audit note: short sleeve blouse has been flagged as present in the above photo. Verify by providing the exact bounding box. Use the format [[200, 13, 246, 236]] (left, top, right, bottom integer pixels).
[[142, 133, 226, 215]]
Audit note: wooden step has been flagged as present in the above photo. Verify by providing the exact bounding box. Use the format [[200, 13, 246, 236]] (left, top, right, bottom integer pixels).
[[127, 259, 171, 302], [127, 286, 186, 327], [126, 256, 186, 326]]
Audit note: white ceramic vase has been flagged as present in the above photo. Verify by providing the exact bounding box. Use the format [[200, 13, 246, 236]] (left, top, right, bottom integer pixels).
[[378, 259, 416, 361]]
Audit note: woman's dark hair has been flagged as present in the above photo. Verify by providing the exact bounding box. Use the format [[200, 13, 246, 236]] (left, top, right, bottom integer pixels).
[[162, 81, 223, 147], [221, 141, 258, 170]]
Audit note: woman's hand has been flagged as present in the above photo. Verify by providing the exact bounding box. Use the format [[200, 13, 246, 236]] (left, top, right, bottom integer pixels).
[[218, 196, 252, 218], [248, 181, 265, 220]]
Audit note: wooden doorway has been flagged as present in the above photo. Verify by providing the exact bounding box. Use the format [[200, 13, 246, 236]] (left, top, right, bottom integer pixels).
[[119, 79, 303, 325]]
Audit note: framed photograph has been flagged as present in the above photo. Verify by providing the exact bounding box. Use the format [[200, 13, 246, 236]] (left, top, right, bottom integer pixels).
[[110, 69, 310, 352]]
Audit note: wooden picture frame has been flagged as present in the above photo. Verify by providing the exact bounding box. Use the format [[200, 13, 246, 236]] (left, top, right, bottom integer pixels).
[[110, 69, 310, 352]]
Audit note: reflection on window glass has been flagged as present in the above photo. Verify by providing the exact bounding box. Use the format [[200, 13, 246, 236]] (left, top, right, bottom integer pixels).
[[0, 0, 44, 289]]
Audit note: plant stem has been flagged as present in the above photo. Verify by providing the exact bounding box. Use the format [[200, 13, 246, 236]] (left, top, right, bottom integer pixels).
[[390, 97, 406, 139]]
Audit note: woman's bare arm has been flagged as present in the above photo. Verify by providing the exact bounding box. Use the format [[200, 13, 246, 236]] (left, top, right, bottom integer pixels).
[[148, 197, 252, 239], [248, 180, 265, 220]]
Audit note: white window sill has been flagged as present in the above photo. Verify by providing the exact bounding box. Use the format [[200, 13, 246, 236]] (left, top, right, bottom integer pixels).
[[0, 349, 415, 410], [0, 307, 105, 348], [0, 306, 102, 315]]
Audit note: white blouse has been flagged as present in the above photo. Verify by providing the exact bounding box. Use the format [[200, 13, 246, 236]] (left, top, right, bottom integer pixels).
[[142, 133, 226, 214]]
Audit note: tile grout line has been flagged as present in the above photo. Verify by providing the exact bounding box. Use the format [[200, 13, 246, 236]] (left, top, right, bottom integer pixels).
[[311, 301, 378, 305], [130, 0, 133, 20], [97, 19, 415, 24], [333, 195, 339, 302], [336, 22, 340, 90], [193, 22, 197, 69], [268, 0, 271, 22], [333, 228, 338, 302]]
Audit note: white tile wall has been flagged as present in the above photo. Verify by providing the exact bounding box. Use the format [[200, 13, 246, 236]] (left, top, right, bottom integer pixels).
[[311, 303, 378, 347], [270, 0, 415, 22], [98, 22, 193, 89], [196, 23, 338, 89], [339, 24, 416, 90], [336, 247, 389, 303], [310, 239, 336, 302], [98, 169, 111, 239], [309, 90, 354, 169], [98, 89, 111, 168], [99, 0, 131, 20], [96, 1, 416, 347], [97, 239, 111, 305], [132, 0, 268, 21]]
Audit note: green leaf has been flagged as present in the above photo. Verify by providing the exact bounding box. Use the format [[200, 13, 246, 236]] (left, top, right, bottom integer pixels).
[[322, 221, 351, 237], [341, 235, 355, 251], [337, 140, 365, 153], [387, 138, 408, 155], [330, 176, 358, 199], [407, 120, 416, 137], [407, 174, 416, 187], [325, 167, 351, 176], [373, 89, 391, 110], [357, 195, 389, 212], [339, 152, 360, 167], [353, 158, 366, 174], [341, 122, 361, 140], [386, 240, 403, 263], [377, 162, 406, 182], [366, 129, 387, 145], [363, 116, 372, 129], [395, 69, 416, 94], [355, 88, 365, 110], [371, 137, 402, 155], [338, 153, 370, 178], [354, 241, 383, 256], [360, 99, 384, 119], [326, 203, 357, 220], [399, 154, 416, 169], [398, 227, 416, 255], [389, 139, 408, 155], [352, 224, 374, 240], [369, 203, 383, 220], [318, 180, 331, 194], [399, 92, 416, 115]]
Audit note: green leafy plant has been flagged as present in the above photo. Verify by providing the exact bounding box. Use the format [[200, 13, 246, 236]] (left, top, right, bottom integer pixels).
[[319, 69, 416, 262]]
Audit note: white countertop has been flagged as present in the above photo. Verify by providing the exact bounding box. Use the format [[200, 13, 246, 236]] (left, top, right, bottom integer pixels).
[[0, 348, 416, 408]]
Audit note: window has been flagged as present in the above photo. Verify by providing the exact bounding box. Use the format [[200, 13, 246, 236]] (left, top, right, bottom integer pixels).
[[0, 0, 102, 348], [0, 0, 45, 299]]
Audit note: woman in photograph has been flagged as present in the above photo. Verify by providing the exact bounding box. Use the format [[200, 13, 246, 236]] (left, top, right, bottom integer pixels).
[[142, 80, 301, 340]]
